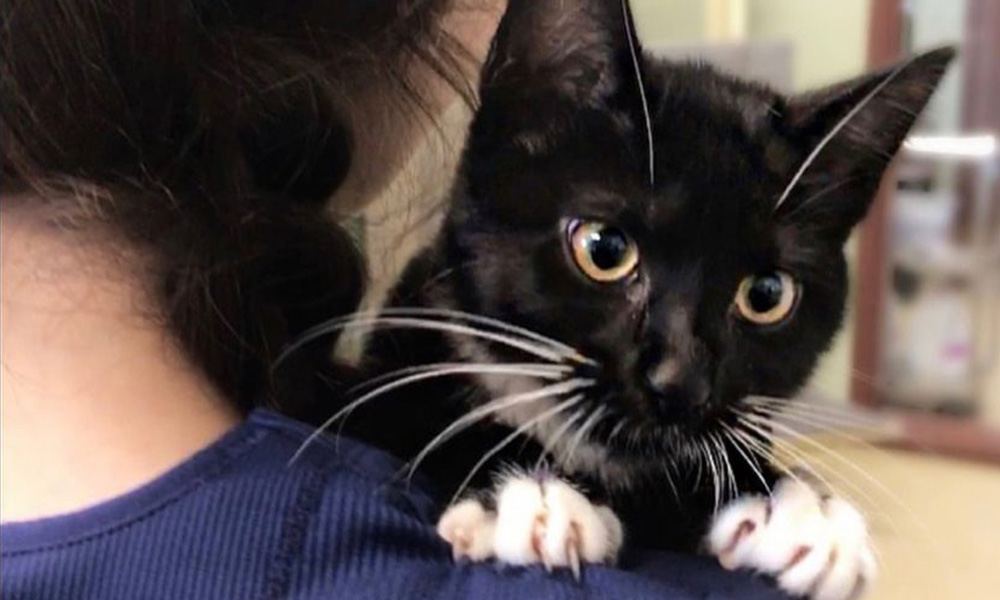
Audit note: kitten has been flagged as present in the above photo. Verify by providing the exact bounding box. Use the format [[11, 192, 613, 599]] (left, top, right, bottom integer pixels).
[[322, 1, 952, 597]]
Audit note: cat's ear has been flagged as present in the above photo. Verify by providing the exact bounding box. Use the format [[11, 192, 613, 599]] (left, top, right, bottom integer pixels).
[[774, 47, 955, 241], [476, 0, 644, 143]]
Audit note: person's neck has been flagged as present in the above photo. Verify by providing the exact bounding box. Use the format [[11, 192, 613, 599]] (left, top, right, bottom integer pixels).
[[1, 211, 241, 523]]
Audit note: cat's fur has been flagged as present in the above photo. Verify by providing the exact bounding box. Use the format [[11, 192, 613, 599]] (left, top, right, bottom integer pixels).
[[340, 0, 953, 553]]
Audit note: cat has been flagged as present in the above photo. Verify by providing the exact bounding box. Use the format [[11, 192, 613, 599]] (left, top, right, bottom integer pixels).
[[309, 1, 953, 597]]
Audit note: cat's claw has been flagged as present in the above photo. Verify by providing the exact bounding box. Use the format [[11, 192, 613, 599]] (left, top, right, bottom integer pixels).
[[707, 477, 876, 600], [436, 473, 623, 577]]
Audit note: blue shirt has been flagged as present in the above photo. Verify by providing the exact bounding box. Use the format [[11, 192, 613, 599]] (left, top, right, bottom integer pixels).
[[1, 409, 787, 599]]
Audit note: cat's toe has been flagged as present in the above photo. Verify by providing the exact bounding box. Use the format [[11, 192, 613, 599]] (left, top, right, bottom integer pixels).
[[707, 477, 876, 600], [437, 473, 622, 575], [437, 498, 497, 561], [495, 474, 622, 576]]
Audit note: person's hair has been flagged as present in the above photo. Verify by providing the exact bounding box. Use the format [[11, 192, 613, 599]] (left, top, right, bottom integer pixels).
[[1, 0, 474, 413]]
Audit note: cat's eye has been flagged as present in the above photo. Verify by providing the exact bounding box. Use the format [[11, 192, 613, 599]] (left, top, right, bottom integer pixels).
[[734, 272, 799, 325], [568, 220, 639, 282]]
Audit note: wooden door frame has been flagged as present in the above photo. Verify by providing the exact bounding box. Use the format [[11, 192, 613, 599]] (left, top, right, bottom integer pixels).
[[850, 0, 903, 407]]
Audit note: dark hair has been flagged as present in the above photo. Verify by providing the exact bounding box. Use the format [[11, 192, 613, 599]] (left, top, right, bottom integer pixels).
[[1, 0, 474, 412]]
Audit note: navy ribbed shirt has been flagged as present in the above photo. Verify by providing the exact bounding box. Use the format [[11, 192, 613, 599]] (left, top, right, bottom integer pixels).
[[1, 409, 788, 599]]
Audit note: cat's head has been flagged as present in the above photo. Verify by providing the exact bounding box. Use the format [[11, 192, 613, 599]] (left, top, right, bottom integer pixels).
[[435, 0, 952, 476]]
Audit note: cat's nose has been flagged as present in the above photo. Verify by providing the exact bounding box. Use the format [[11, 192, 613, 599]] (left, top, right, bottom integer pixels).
[[642, 359, 709, 421]]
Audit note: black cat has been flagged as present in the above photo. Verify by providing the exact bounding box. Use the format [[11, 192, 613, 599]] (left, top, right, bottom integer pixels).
[[309, 0, 952, 596]]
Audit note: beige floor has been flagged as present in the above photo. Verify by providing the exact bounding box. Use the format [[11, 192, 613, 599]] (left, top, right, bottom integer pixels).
[[790, 436, 1000, 600]]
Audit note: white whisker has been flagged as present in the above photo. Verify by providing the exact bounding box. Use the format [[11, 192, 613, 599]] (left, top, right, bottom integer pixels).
[[742, 413, 923, 521], [746, 395, 882, 425], [375, 307, 584, 357], [288, 363, 574, 465], [620, 0, 654, 187], [712, 431, 738, 501], [737, 415, 892, 522], [722, 423, 772, 496], [534, 408, 587, 471], [700, 436, 722, 514], [559, 405, 607, 472], [406, 378, 594, 480], [278, 314, 583, 367], [660, 456, 682, 504], [728, 421, 806, 489], [351, 361, 569, 395], [449, 395, 586, 505], [605, 417, 629, 447]]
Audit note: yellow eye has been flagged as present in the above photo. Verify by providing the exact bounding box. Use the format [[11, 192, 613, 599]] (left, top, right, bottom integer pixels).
[[734, 272, 799, 325], [568, 220, 639, 282]]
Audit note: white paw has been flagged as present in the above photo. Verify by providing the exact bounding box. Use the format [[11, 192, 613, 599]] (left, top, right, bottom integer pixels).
[[707, 477, 876, 600], [436, 473, 623, 577]]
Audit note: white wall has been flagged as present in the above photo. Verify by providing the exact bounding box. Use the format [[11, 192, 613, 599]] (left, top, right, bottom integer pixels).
[[631, 0, 709, 43], [747, 0, 871, 91]]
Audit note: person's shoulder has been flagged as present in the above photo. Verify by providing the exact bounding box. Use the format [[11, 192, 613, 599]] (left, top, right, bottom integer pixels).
[[244, 408, 441, 525], [245, 409, 412, 484], [0, 408, 445, 600]]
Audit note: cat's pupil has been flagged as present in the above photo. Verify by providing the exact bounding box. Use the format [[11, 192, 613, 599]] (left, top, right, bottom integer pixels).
[[748, 274, 783, 312], [587, 227, 629, 270]]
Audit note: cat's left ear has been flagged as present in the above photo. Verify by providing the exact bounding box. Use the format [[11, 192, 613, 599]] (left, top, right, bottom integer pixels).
[[774, 47, 956, 240], [474, 0, 646, 146]]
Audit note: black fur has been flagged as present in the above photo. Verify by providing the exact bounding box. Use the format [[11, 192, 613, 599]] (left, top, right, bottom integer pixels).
[[346, 0, 954, 552]]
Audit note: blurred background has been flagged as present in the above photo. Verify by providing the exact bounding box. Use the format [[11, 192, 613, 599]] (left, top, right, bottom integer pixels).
[[360, 1, 1000, 598]]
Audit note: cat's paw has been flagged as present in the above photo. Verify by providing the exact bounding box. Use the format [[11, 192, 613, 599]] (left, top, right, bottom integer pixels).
[[707, 477, 876, 600], [436, 473, 623, 577]]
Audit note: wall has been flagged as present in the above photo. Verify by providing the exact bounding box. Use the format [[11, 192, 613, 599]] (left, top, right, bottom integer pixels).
[[631, 0, 708, 44], [746, 0, 871, 91]]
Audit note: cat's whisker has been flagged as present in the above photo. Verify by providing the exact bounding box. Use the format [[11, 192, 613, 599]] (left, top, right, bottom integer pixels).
[[748, 415, 958, 579], [751, 403, 896, 455], [731, 417, 834, 494], [285, 316, 569, 365], [742, 412, 907, 507], [736, 418, 863, 508], [288, 363, 575, 465], [658, 453, 682, 504], [349, 361, 569, 396], [698, 436, 722, 514], [747, 404, 884, 437], [690, 439, 705, 490], [277, 308, 592, 367], [405, 377, 594, 481], [721, 422, 772, 497], [745, 394, 869, 418], [375, 307, 585, 358], [620, 0, 654, 187], [712, 430, 738, 501], [559, 405, 608, 472], [737, 414, 900, 526], [768, 409, 909, 468], [605, 417, 629, 448], [710, 437, 727, 508], [744, 396, 885, 431], [534, 408, 588, 472], [726, 425, 789, 483], [449, 394, 586, 505]]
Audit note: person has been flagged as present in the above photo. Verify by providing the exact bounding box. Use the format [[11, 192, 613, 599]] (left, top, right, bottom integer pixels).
[[0, 1, 788, 598]]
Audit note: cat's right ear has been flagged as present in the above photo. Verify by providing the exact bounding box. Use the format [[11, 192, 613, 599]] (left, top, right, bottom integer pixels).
[[772, 47, 955, 242], [475, 0, 644, 147]]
